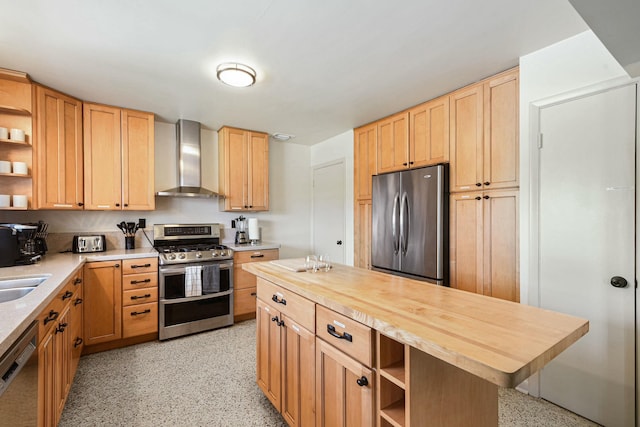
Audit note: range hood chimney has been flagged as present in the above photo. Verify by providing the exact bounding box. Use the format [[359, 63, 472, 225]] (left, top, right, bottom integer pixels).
[[156, 119, 220, 198]]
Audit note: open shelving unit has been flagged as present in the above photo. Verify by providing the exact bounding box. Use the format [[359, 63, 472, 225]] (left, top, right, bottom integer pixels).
[[377, 332, 408, 427]]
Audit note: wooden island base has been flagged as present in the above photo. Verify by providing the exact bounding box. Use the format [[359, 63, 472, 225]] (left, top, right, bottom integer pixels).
[[244, 260, 588, 427]]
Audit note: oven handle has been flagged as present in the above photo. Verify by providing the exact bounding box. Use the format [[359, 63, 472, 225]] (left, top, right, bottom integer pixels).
[[160, 289, 233, 304], [159, 262, 233, 274]]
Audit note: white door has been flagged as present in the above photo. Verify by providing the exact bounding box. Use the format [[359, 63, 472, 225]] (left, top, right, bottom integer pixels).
[[313, 161, 345, 264], [537, 84, 636, 426]]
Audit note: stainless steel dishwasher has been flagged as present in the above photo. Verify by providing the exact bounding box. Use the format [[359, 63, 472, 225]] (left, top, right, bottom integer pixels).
[[0, 321, 38, 426]]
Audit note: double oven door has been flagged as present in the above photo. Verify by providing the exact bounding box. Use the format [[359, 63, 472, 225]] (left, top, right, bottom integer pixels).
[[159, 260, 233, 340]]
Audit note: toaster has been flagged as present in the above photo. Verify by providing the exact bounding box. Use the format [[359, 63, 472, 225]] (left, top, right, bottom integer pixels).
[[72, 235, 106, 253]]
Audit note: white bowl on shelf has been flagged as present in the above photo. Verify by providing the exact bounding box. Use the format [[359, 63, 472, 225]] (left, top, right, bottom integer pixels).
[[9, 128, 25, 142], [0, 127, 8, 139], [0, 195, 9, 208], [12, 161, 27, 175], [12, 195, 27, 208], [0, 161, 10, 174]]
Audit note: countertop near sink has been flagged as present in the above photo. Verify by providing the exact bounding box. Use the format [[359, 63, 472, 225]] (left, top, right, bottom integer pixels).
[[225, 242, 280, 252], [0, 248, 158, 357]]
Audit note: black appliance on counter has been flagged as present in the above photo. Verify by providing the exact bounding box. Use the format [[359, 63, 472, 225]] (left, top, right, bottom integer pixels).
[[0, 223, 45, 267]]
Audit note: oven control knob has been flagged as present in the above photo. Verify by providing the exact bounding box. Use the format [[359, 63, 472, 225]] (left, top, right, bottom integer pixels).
[[178, 253, 186, 260], [212, 251, 219, 257], [168, 253, 176, 260], [196, 252, 202, 259]]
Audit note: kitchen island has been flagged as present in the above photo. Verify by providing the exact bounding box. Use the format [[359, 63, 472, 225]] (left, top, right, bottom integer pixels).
[[243, 260, 588, 427]]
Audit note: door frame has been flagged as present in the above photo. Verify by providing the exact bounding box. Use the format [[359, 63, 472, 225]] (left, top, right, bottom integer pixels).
[[311, 159, 347, 263], [526, 76, 638, 416]]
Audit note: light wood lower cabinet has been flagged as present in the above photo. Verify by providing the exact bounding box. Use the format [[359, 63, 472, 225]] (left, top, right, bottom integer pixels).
[[37, 268, 83, 427], [354, 200, 372, 269], [121, 257, 158, 338], [234, 249, 279, 320], [450, 189, 519, 302], [83, 260, 122, 345], [256, 279, 316, 426]]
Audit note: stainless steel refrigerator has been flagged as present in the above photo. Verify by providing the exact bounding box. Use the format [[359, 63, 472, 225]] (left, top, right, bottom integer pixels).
[[371, 164, 448, 285]]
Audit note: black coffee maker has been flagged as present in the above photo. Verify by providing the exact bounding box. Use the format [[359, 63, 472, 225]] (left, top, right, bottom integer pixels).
[[0, 225, 18, 267], [0, 224, 41, 266]]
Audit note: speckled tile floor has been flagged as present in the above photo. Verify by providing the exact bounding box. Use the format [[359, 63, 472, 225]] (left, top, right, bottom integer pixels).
[[59, 320, 598, 427]]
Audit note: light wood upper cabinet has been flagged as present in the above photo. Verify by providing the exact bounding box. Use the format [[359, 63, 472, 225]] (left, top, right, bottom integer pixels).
[[450, 84, 484, 192], [83, 103, 154, 210], [122, 109, 155, 210], [450, 190, 519, 302], [483, 69, 519, 190], [354, 123, 377, 201], [409, 95, 450, 167], [450, 67, 519, 192], [219, 126, 269, 211], [34, 85, 84, 210], [377, 112, 409, 173]]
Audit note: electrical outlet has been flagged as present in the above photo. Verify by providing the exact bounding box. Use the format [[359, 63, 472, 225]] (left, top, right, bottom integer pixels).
[[138, 218, 146, 229]]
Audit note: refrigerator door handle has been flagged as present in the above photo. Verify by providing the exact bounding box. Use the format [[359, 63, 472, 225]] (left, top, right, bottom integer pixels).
[[400, 192, 409, 255], [392, 193, 400, 255]]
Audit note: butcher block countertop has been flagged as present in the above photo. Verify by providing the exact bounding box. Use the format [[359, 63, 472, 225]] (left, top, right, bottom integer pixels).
[[243, 260, 589, 388]]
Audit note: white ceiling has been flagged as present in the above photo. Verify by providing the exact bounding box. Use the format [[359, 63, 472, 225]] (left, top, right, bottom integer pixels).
[[0, 1, 588, 145]]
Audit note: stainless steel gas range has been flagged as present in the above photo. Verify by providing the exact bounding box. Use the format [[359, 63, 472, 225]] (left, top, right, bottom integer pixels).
[[154, 223, 234, 340]]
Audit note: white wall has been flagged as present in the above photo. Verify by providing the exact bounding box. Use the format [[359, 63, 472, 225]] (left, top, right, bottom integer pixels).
[[519, 30, 629, 304], [310, 130, 354, 265], [0, 122, 312, 259]]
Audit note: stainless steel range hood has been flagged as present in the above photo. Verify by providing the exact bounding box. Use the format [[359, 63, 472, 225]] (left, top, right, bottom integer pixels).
[[156, 119, 220, 198]]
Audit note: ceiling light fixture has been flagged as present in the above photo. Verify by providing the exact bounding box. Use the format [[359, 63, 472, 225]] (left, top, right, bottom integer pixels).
[[271, 133, 295, 141], [216, 62, 256, 87]]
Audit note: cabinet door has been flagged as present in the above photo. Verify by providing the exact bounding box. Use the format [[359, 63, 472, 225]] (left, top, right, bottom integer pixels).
[[410, 95, 449, 167], [38, 330, 55, 427], [281, 316, 316, 427], [450, 85, 483, 192], [220, 127, 248, 210], [83, 103, 122, 210], [54, 306, 71, 423], [316, 338, 374, 427], [247, 131, 269, 210], [35, 85, 83, 210], [483, 190, 519, 302], [484, 69, 518, 190], [354, 124, 377, 200], [377, 112, 409, 173], [83, 261, 122, 345], [450, 192, 483, 294], [354, 200, 372, 269], [122, 109, 155, 210], [256, 298, 282, 410], [70, 285, 83, 378]]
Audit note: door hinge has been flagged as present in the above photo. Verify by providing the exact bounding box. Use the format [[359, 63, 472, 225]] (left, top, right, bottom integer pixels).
[[538, 133, 543, 149]]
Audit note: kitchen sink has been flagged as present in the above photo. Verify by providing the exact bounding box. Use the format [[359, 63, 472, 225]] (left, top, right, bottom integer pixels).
[[0, 274, 51, 290], [0, 286, 37, 303]]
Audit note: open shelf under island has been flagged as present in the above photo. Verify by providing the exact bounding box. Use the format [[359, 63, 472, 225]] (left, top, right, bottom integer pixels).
[[243, 259, 588, 427]]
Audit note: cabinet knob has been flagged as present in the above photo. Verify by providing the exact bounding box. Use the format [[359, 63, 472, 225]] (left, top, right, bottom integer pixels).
[[483, 195, 490, 199], [402, 162, 408, 166], [475, 183, 482, 187], [61, 290, 73, 301], [43, 310, 59, 325], [475, 196, 482, 200], [356, 376, 369, 387], [484, 182, 490, 186], [124, 203, 129, 207], [77, 202, 84, 207], [74, 337, 83, 348], [74, 278, 82, 285], [115, 203, 120, 207], [115, 263, 120, 268]]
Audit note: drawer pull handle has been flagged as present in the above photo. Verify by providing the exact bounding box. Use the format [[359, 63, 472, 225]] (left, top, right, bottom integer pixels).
[[74, 278, 82, 285], [55, 322, 68, 334], [250, 254, 264, 258], [44, 310, 59, 325], [74, 298, 83, 306], [271, 294, 287, 305], [250, 292, 257, 297], [61, 290, 73, 300], [131, 279, 152, 285], [271, 316, 284, 327], [356, 376, 369, 387], [74, 337, 83, 348], [327, 324, 352, 342], [131, 294, 151, 300], [131, 263, 152, 269], [131, 309, 152, 316]]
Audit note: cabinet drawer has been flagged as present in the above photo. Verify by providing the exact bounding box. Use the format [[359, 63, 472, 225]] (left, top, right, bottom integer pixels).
[[234, 287, 258, 316], [123, 287, 158, 307], [122, 272, 157, 291], [257, 278, 315, 332], [122, 257, 158, 274], [234, 267, 257, 290], [37, 276, 80, 342], [316, 305, 373, 367], [234, 249, 279, 264], [122, 302, 158, 338]]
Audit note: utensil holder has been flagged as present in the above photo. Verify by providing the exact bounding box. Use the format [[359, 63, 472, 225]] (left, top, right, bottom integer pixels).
[[125, 236, 135, 250]]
